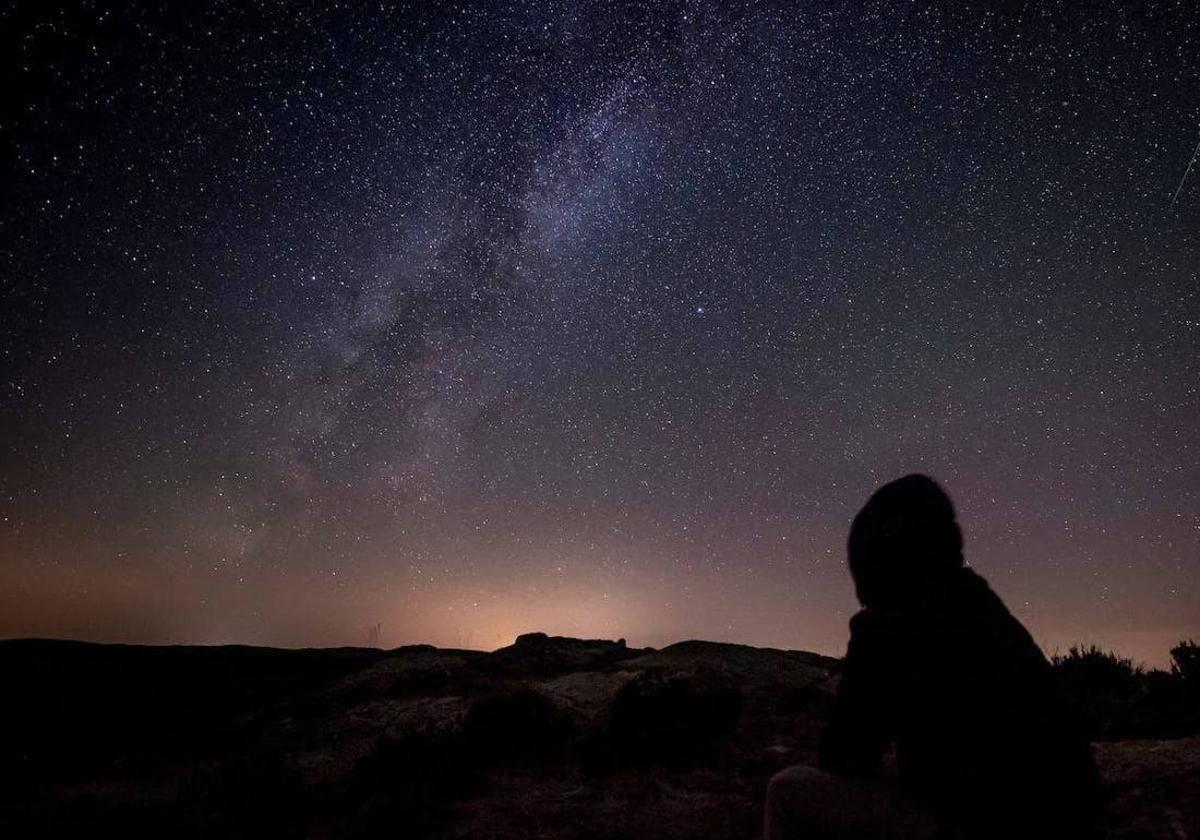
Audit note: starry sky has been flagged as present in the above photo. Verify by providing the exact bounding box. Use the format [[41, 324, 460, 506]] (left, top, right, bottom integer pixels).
[[2, 1, 1197, 665]]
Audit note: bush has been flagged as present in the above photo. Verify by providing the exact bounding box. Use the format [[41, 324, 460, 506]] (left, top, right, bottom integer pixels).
[[775, 681, 836, 716], [461, 687, 575, 761], [352, 729, 479, 838], [1170, 639, 1200, 683], [1051, 643, 1200, 739], [589, 671, 742, 771], [388, 666, 456, 698], [1051, 645, 1142, 692], [192, 751, 309, 835], [350, 689, 572, 836]]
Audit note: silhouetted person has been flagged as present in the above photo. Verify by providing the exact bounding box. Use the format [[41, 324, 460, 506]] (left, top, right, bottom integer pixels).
[[765, 475, 1101, 839]]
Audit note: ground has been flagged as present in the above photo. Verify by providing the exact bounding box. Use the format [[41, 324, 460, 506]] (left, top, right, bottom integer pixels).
[[1, 635, 1196, 838]]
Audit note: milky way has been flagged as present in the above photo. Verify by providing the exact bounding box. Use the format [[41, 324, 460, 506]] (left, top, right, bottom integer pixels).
[[2, 1, 1197, 663]]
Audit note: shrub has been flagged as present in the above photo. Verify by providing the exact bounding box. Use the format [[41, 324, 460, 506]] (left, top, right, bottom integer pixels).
[[461, 687, 574, 761], [775, 681, 836, 716], [1051, 643, 1200, 739], [352, 729, 479, 838], [350, 688, 573, 834], [593, 671, 742, 770], [1051, 645, 1142, 691], [1051, 645, 1145, 739], [388, 666, 456, 698], [1170, 639, 1200, 683], [194, 751, 309, 835]]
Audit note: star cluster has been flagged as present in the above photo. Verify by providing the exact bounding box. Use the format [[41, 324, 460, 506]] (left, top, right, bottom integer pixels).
[[1, 1, 1197, 663]]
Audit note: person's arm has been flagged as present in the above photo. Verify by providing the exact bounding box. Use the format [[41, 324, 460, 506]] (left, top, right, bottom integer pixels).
[[818, 610, 894, 776]]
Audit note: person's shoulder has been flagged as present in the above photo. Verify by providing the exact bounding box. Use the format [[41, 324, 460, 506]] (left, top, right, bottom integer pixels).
[[945, 567, 1023, 625], [950, 565, 1001, 603], [952, 566, 1047, 656], [954, 564, 988, 587]]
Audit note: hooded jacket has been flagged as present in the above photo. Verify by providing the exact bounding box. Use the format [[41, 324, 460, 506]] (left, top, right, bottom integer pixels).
[[819, 566, 1101, 836]]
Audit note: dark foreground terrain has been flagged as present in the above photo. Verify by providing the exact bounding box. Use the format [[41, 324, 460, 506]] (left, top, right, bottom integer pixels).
[[1, 635, 1197, 839]]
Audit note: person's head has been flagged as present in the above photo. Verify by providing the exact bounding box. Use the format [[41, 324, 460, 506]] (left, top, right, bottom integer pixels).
[[847, 474, 964, 608]]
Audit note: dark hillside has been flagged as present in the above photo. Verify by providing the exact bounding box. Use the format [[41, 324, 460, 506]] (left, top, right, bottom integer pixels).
[[0, 636, 1195, 839]]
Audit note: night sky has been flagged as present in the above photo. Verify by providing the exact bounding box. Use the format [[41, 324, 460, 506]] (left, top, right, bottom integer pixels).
[[2, 1, 1197, 665]]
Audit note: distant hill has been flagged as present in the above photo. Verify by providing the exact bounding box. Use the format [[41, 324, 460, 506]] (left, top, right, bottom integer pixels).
[[0, 635, 1195, 838]]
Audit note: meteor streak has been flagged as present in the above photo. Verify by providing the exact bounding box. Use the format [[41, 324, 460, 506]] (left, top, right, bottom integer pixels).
[[1169, 134, 1200, 211]]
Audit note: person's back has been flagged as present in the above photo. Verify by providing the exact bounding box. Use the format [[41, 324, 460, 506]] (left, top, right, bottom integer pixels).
[[766, 475, 1101, 839], [822, 564, 1100, 835]]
